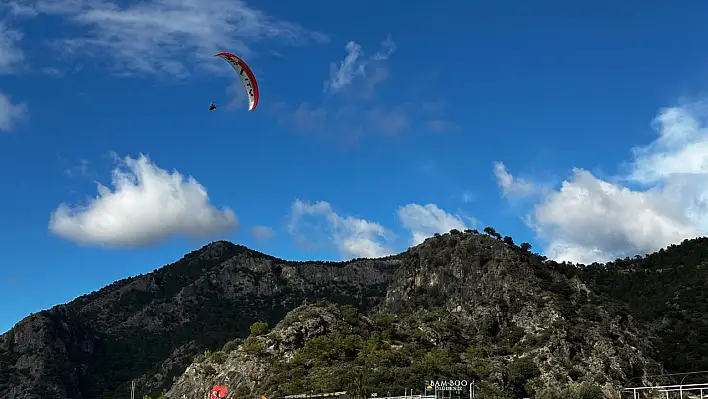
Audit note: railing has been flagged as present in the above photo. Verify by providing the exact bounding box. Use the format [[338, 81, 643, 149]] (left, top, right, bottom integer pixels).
[[372, 396, 437, 399], [624, 382, 708, 398]]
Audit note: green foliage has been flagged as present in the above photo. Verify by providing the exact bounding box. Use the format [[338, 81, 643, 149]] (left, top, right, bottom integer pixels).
[[222, 338, 243, 353], [465, 343, 488, 359], [250, 321, 269, 336], [503, 236, 515, 246], [242, 337, 265, 353], [209, 350, 227, 364], [142, 389, 167, 399], [372, 313, 395, 328], [262, 306, 551, 398], [581, 237, 708, 374], [505, 356, 540, 397], [483, 226, 497, 238], [536, 383, 603, 399]]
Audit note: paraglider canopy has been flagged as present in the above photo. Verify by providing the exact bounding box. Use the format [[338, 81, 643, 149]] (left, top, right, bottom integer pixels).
[[214, 52, 259, 111]]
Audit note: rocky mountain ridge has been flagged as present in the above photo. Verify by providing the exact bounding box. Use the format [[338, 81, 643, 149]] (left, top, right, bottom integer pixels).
[[164, 230, 663, 399], [0, 242, 398, 398], [2, 230, 708, 398]]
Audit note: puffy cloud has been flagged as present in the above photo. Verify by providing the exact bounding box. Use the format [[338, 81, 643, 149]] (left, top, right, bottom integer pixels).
[[49, 154, 237, 247], [287, 200, 395, 259], [0, 22, 24, 73], [251, 225, 274, 242], [529, 169, 697, 264], [629, 102, 708, 183], [14, 0, 327, 76], [0, 91, 27, 132], [398, 203, 470, 246], [516, 101, 708, 264], [325, 35, 396, 93], [286, 200, 479, 257], [493, 162, 535, 197]]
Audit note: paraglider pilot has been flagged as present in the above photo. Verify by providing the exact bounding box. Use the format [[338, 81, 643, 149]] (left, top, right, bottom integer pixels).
[[209, 102, 217, 111]]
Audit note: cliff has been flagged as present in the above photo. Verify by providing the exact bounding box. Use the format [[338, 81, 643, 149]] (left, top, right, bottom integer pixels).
[[3, 230, 708, 398]]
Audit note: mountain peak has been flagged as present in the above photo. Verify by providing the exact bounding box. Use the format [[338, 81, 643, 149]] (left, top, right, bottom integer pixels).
[[3, 233, 708, 398]]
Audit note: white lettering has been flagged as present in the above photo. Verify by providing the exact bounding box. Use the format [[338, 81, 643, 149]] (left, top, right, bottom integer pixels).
[[428, 380, 468, 391]]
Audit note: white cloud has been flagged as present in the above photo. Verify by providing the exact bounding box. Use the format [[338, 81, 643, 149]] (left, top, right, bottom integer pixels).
[[629, 102, 708, 183], [519, 101, 708, 264], [397, 203, 470, 246], [493, 162, 535, 197], [285, 200, 479, 257], [4, 1, 38, 17], [0, 22, 24, 73], [530, 169, 697, 264], [251, 225, 274, 241], [49, 153, 237, 247], [16, 0, 327, 76], [325, 35, 396, 92], [0, 91, 27, 132], [287, 200, 395, 259]]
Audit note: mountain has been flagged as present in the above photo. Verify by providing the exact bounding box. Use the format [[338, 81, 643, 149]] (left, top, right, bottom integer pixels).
[[2, 230, 708, 398], [164, 230, 661, 399], [0, 242, 398, 398], [580, 237, 708, 374]]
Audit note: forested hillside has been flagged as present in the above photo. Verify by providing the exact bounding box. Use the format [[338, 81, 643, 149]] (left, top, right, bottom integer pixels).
[[3, 230, 708, 398]]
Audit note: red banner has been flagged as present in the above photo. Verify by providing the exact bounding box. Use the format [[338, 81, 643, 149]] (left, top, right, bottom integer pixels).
[[210, 385, 228, 398]]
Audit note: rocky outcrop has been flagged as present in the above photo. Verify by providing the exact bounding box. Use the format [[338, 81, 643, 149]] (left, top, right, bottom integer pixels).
[[167, 304, 346, 399], [0, 241, 399, 398], [165, 233, 662, 399], [4, 232, 708, 398]]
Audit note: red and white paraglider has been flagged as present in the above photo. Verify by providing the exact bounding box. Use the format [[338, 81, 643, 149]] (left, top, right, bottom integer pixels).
[[210, 52, 260, 112]]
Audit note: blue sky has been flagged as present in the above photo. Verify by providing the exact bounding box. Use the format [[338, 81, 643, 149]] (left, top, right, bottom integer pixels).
[[3, 0, 708, 333]]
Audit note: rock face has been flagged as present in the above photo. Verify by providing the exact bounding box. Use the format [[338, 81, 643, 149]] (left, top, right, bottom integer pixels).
[[379, 232, 661, 391], [3, 231, 708, 398], [0, 242, 399, 399], [165, 232, 662, 399], [167, 304, 349, 399]]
